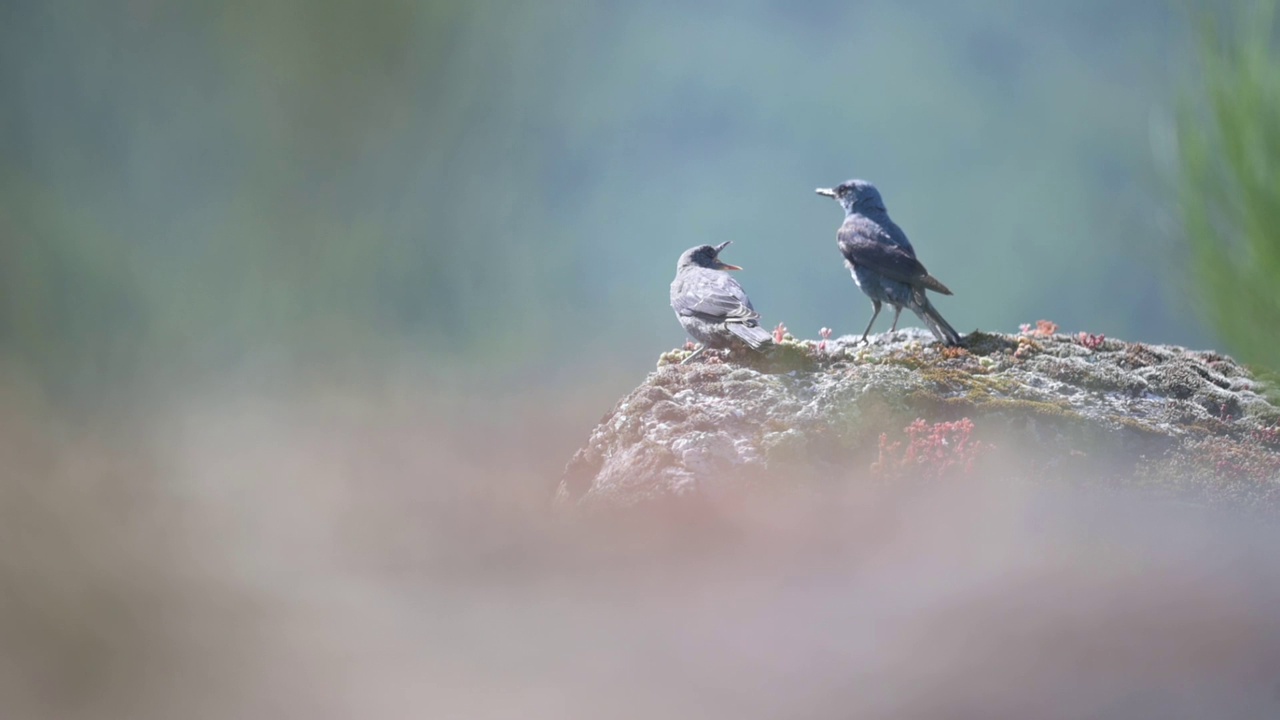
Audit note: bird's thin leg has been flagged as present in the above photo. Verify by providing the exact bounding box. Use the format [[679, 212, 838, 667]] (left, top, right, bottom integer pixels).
[[889, 305, 903, 333], [680, 344, 707, 364], [859, 301, 883, 343]]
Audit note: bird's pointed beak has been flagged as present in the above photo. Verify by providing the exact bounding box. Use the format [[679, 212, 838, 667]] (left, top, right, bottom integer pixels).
[[815, 188, 836, 198], [717, 261, 743, 271]]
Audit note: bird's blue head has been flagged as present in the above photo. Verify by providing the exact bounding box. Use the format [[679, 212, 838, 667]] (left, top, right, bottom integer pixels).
[[815, 179, 886, 215]]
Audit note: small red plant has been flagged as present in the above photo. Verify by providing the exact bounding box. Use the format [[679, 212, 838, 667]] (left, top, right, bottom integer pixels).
[[1020, 319, 1059, 337], [872, 417, 991, 482], [1191, 436, 1280, 484], [818, 326, 832, 353], [773, 322, 788, 344], [684, 341, 697, 351], [1252, 425, 1280, 447], [1077, 332, 1105, 350]]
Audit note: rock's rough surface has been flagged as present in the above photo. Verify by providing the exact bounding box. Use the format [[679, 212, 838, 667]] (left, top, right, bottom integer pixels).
[[559, 329, 1280, 512]]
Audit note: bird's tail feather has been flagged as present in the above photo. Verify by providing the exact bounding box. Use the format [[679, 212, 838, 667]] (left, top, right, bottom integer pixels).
[[727, 321, 773, 350], [920, 274, 953, 295], [912, 292, 962, 346]]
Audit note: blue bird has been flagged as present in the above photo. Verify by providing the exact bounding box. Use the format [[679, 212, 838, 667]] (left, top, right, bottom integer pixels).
[[816, 180, 962, 346]]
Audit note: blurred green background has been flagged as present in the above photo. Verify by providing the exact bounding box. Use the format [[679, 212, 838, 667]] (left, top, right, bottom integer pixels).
[[1180, 0, 1280, 374], [0, 0, 1253, 398]]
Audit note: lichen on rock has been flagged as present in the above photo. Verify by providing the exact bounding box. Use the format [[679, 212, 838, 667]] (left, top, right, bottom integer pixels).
[[559, 329, 1280, 513]]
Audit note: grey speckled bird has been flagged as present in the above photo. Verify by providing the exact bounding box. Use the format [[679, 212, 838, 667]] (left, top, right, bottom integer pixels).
[[816, 179, 963, 346], [670, 241, 773, 364]]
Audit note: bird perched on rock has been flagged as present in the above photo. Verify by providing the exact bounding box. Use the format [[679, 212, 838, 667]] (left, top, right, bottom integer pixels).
[[670, 241, 773, 364], [816, 179, 962, 346]]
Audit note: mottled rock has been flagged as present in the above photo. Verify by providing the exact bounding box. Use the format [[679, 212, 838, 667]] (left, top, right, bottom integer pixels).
[[560, 329, 1280, 513]]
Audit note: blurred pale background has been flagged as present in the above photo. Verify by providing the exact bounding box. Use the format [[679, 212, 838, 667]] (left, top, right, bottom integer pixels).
[[1, 0, 1206, 400], [7, 3, 1280, 720]]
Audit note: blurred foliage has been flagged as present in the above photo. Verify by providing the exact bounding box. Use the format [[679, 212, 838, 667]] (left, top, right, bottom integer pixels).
[[1179, 0, 1280, 371], [0, 1, 1214, 397]]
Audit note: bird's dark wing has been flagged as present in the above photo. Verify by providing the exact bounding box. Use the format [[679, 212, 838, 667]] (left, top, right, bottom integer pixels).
[[672, 269, 759, 321], [837, 224, 932, 285]]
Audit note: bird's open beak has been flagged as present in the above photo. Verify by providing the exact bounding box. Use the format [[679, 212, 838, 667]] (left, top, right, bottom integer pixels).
[[712, 240, 740, 269], [815, 188, 836, 198]]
